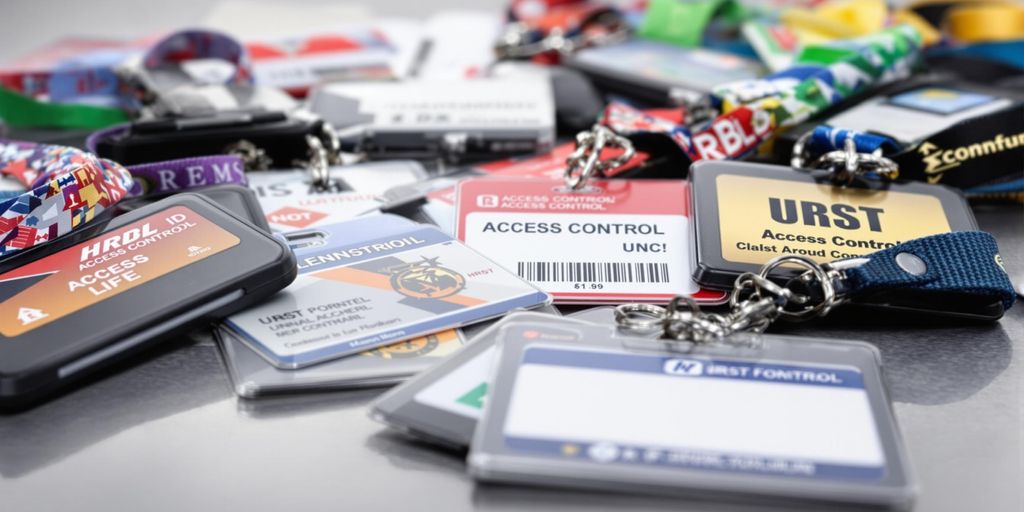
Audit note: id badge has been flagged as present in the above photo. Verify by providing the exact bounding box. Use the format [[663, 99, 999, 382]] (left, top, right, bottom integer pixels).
[[246, 161, 426, 231], [690, 161, 978, 288], [224, 214, 550, 368], [469, 318, 915, 508], [456, 177, 726, 304], [216, 324, 465, 398], [370, 310, 570, 448]]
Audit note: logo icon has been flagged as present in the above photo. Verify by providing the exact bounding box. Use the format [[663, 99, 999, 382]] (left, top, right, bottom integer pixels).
[[587, 442, 620, 463], [387, 256, 466, 299], [266, 206, 328, 229], [663, 358, 704, 376], [476, 194, 499, 208], [17, 307, 48, 326], [187, 245, 211, 257]]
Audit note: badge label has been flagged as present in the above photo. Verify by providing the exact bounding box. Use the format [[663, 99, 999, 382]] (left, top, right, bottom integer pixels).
[[469, 318, 915, 507], [715, 174, 952, 265], [456, 178, 725, 304], [0, 206, 239, 336], [420, 142, 649, 235], [501, 344, 884, 479], [690, 161, 978, 288], [226, 216, 549, 368]]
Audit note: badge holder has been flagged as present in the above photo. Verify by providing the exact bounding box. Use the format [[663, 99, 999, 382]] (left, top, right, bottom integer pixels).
[[455, 128, 727, 305], [224, 214, 552, 369], [468, 315, 917, 508], [369, 310, 568, 449], [689, 157, 979, 299], [215, 325, 466, 399]]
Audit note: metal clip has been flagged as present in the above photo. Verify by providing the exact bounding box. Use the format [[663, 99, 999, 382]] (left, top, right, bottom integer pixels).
[[669, 89, 715, 127], [792, 132, 900, 184], [300, 135, 331, 189], [616, 255, 860, 343], [290, 123, 342, 189], [224, 139, 273, 171], [564, 125, 635, 190], [494, 13, 630, 59]]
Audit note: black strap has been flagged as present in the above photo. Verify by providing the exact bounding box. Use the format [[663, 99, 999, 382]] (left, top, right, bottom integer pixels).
[[892, 103, 1024, 189]]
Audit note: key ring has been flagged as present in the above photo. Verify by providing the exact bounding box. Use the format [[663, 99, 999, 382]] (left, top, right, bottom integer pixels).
[[616, 254, 855, 343], [792, 132, 900, 184], [564, 125, 635, 190], [495, 12, 630, 59], [614, 303, 670, 331]]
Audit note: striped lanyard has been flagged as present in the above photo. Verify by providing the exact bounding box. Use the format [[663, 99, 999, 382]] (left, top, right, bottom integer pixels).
[[597, 25, 922, 165]]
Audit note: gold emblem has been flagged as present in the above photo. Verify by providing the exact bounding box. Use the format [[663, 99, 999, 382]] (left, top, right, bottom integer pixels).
[[388, 256, 466, 299], [362, 334, 440, 359]]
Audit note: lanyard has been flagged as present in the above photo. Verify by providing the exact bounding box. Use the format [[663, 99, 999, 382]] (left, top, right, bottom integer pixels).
[[85, 124, 248, 196], [597, 25, 922, 167], [0, 86, 130, 130], [0, 140, 134, 257], [616, 231, 1015, 342], [0, 30, 253, 130], [795, 102, 1024, 194]]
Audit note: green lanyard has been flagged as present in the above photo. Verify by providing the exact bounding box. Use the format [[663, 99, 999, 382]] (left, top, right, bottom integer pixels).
[[0, 86, 128, 130]]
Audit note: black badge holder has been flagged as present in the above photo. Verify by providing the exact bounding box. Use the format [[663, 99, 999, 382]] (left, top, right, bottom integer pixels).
[[92, 109, 339, 172], [0, 194, 296, 408], [565, 39, 765, 108], [116, 184, 271, 232]]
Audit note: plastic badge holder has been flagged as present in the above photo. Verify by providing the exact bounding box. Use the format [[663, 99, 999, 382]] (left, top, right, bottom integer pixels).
[[469, 317, 916, 509], [0, 194, 296, 407], [215, 325, 466, 398], [369, 309, 567, 449]]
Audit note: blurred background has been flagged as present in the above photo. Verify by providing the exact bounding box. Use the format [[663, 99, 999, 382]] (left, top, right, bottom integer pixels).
[[0, 0, 509, 61]]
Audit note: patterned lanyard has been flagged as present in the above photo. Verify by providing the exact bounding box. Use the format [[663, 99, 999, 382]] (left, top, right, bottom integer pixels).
[[0, 140, 134, 257], [598, 25, 922, 164]]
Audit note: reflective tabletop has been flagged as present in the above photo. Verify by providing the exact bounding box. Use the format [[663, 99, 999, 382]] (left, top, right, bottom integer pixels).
[[1, 204, 1021, 512]]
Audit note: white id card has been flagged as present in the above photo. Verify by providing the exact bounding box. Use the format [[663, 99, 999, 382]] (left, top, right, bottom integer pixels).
[[470, 319, 915, 508], [246, 161, 426, 231], [455, 178, 726, 304]]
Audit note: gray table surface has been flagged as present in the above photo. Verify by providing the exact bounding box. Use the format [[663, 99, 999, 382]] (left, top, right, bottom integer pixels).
[[0, 203, 1020, 512]]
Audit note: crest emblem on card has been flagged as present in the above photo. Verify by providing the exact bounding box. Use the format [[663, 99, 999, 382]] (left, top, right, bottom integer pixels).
[[362, 334, 440, 359], [388, 256, 467, 299]]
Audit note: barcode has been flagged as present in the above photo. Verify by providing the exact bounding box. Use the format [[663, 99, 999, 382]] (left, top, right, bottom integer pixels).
[[517, 261, 671, 283]]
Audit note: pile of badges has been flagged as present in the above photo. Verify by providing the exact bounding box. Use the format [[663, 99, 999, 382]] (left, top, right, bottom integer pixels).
[[0, 0, 1021, 508]]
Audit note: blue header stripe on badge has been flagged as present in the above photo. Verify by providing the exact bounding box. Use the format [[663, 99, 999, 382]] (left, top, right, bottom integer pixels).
[[520, 347, 864, 389], [502, 437, 885, 481], [295, 228, 452, 273]]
